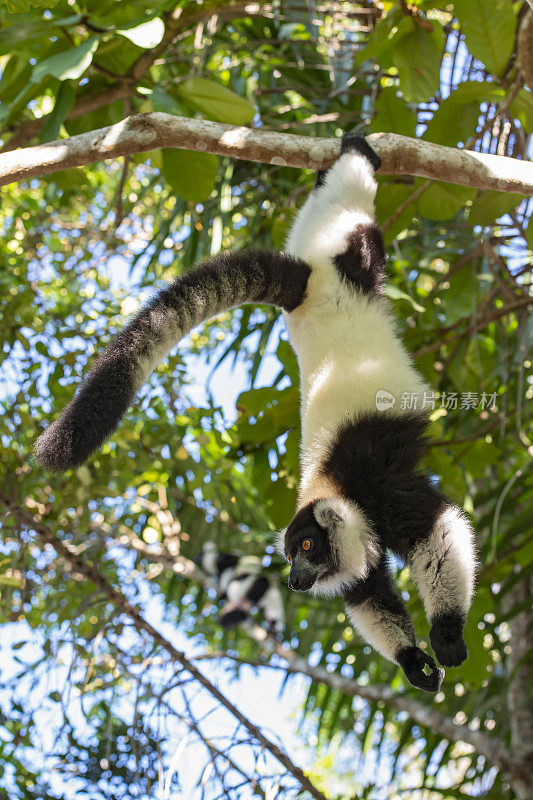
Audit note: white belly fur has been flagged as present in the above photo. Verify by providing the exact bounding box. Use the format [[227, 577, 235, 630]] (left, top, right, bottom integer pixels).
[[283, 152, 429, 509]]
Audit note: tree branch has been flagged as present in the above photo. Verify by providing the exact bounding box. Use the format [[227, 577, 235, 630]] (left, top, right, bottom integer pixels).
[[252, 634, 516, 776], [0, 492, 520, 782], [0, 0, 272, 153], [30, 497, 519, 778], [502, 577, 533, 799], [0, 494, 328, 800], [1, 113, 532, 194]]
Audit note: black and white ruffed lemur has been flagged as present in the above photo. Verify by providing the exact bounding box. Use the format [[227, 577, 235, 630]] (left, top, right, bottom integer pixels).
[[197, 542, 285, 634], [34, 132, 476, 693]]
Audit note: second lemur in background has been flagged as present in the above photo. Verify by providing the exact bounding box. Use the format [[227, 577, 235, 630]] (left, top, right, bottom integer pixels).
[[198, 542, 285, 635]]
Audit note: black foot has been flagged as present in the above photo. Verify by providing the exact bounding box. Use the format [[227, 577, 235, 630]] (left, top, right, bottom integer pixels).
[[430, 613, 467, 667], [397, 646, 445, 692], [340, 129, 381, 172], [219, 608, 248, 628]]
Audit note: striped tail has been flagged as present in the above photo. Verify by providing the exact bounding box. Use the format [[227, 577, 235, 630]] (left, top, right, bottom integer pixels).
[[34, 249, 310, 471]]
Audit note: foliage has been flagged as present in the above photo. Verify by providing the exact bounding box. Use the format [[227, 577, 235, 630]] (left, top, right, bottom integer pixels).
[[0, 1, 531, 799]]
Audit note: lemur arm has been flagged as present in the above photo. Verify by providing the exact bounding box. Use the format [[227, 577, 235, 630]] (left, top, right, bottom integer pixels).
[[343, 560, 444, 692], [34, 250, 310, 471], [407, 504, 476, 667]]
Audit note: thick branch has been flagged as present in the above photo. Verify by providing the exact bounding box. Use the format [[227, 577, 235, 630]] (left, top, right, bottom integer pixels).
[[503, 577, 533, 799], [0, 113, 532, 194], [0, 495, 328, 800]]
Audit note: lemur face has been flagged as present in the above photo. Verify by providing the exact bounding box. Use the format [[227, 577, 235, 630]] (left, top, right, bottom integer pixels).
[[282, 504, 336, 592], [279, 497, 379, 595]]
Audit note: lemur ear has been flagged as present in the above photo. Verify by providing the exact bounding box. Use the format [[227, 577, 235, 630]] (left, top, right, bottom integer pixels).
[[313, 498, 361, 532]]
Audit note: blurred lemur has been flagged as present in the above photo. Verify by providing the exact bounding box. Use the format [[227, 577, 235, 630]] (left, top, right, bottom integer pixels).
[[35, 132, 476, 692], [197, 542, 284, 634]]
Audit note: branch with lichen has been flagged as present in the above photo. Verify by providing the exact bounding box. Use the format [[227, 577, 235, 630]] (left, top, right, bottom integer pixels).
[[1, 113, 532, 194]]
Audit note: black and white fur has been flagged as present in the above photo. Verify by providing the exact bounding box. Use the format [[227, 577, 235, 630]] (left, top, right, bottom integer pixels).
[[198, 542, 285, 634], [34, 132, 475, 692]]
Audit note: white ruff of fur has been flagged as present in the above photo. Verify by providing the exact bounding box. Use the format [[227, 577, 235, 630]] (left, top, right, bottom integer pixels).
[[311, 498, 380, 596], [283, 151, 431, 510], [345, 601, 414, 662], [409, 505, 476, 621], [201, 542, 218, 575]]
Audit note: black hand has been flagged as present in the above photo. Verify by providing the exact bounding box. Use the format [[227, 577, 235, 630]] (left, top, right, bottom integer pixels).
[[340, 130, 381, 172], [397, 646, 445, 692], [430, 613, 467, 667]]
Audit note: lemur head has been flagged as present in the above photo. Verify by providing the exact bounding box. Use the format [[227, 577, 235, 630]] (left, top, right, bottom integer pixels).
[[278, 498, 378, 596], [196, 541, 218, 574]]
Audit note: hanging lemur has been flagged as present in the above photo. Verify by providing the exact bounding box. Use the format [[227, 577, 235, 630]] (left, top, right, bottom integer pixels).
[[34, 132, 476, 693], [197, 542, 285, 634]]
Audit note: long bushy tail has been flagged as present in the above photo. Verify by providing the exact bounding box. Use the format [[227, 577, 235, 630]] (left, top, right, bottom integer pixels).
[[34, 250, 310, 471]]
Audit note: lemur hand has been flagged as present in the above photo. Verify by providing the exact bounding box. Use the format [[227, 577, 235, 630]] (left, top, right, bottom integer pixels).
[[430, 613, 467, 667], [397, 646, 445, 692], [340, 129, 381, 171]]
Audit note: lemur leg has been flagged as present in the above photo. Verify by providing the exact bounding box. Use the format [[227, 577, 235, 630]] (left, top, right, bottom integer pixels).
[[343, 560, 444, 692], [408, 505, 476, 667]]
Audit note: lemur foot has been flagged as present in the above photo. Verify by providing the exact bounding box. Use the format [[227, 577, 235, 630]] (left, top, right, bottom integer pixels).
[[340, 129, 381, 172], [430, 613, 467, 667], [219, 607, 249, 628], [397, 646, 445, 692]]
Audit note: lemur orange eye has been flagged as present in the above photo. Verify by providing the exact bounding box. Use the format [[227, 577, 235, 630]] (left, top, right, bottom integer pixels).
[[287, 555, 292, 563], [302, 538, 312, 551]]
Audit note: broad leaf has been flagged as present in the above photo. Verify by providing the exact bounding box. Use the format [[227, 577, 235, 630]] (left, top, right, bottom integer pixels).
[[424, 81, 505, 146], [453, 0, 516, 75], [393, 22, 444, 103], [176, 78, 255, 125], [39, 81, 76, 143], [161, 148, 218, 202], [370, 86, 417, 137], [418, 182, 475, 220], [117, 17, 165, 49], [468, 191, 523, 227], [31, 37, 99, 83]]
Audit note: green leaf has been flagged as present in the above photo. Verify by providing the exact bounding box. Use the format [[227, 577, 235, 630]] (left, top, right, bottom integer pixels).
[[375, 180, 418, 242], [39, 81, 76, 143], [0, 55, 33, 102], [161, 148, 217, 202], [31, 38, 99, 84], [138, 86, 183, 116], [454, 0, 516, 75], [0, 14, 82, 53], [424, 81, 505, 146], [393, 22, 444, 103], [418, 182, 476, 221], [176, 78, 255, 125], [117, 18, 165, 49], [509, 88, 533, 131], [357, 12, 410, 68], [468, 190, 523, 227], [370, 86, 416, 137]]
